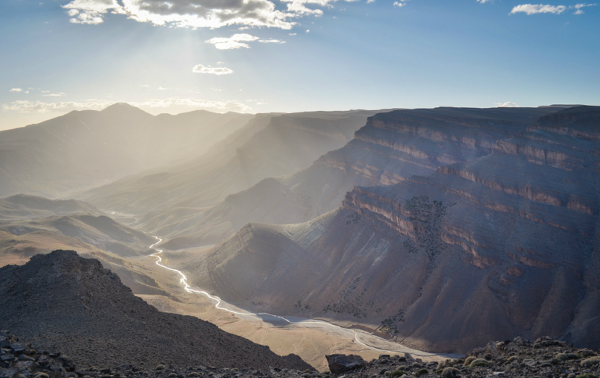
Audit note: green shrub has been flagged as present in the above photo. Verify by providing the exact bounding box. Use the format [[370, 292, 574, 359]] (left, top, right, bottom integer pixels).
[[470, 359, 490, 368], [415, 368, 428, 377], [463, 356, 476, 366], [389, 369, 406, 378], [575, 374, 598, 378]]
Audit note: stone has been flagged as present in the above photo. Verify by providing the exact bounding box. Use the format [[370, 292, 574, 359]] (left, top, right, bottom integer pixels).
[[581, 357, 600, 367], [524, 359, 537, 367], [441, 367, 460, 378], [8, 345, 24, 355], [0, 369, 18, 378], [326, 354, 366, 375]]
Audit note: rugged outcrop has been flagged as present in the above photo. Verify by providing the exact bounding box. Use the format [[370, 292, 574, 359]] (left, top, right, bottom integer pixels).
[[183, 106, 600, 353], [0, 250, 313, 370], [2, 333, 599, 378]]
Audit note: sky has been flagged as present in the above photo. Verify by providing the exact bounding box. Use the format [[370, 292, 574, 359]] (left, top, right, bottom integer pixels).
[[1, 0, 599, 131]]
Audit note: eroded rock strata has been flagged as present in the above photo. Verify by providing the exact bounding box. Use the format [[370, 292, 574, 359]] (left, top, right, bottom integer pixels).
[[185, 106, 600, 353]]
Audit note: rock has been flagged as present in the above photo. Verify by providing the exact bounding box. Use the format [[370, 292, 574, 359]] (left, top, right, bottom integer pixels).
[[8, 345, 24, 355], [441, 367, 460, 378], [578, 350, 596, 358], [0, 339, 10, 349], [524, 359, 538, 367], [581, 357, 600, 367], [325, 355, 366, 374], [556, 353, 570, 361], [156, 365, 166, 371], [0, 369, 18, 378]]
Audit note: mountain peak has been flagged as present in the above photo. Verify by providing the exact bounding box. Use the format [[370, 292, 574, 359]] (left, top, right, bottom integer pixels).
[[100, 102, 153, 118]]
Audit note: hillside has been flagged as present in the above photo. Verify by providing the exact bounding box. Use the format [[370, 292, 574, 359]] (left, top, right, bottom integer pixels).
[[0, 250, 313, 370], [82, 110, 384, 247]]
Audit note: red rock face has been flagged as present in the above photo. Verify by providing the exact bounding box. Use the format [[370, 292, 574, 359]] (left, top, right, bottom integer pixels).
[[186, 106, 600, 353]]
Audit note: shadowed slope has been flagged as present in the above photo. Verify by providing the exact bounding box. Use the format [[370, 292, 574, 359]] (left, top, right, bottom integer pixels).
[[0, 250, 314, 370]]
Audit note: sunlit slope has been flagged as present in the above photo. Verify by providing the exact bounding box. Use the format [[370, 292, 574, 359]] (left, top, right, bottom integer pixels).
[[161, 107, 560, 249], [181, 106, 600, 353], [0, 194, 168, 296], [0, 103, 252, 198], [83, 110, 382, 235], [0, 194, 102, 220]]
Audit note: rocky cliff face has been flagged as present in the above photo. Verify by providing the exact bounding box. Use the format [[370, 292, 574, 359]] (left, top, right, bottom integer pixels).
[[0, 250, 313, 370], [184, 106, 600, 353], [158, 107, 560, 250]]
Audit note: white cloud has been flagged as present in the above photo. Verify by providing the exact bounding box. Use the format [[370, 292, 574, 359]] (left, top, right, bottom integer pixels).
[[131, 97, 252, 113], [367, 0, 375, 3], [205, 33, 259, 50], [495, 102, 519, 107], [510, 4, 567, 14], [2, 98, 251, 115], [393, 0, 408, 7], [43, 92, 66, 97], [259, 38, 285, 43], [2, 99, 114, 113], [289, 32, 297, 35], [510, 3, 596, 14], [158, 87, 169, 91], [9, 88, 22, 93], [477, 0, 492, 3], [573, 3, 596, 13], [192, 64, 234, 75], [62, 0, 293, 29]]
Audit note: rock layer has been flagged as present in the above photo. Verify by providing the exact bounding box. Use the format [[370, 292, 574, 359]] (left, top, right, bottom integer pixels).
[[184, 106, 600, 353]]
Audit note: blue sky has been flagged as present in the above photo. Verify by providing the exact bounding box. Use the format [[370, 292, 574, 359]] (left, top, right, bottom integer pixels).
[[1, 0, 598, 130]]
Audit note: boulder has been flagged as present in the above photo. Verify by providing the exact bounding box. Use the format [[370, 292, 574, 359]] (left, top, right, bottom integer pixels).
[[325, 354, 366, 374]]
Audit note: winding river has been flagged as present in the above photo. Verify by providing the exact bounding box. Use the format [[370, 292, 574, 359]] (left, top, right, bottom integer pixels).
[[149, 237, 451, 359]]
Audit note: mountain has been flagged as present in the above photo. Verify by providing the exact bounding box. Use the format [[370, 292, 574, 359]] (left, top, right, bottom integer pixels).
[[0, 194, 102, 220], [179, 106, 600, 353], [82, 110, 386, 248], [153, 107, 564, 249], [0, 103, 252, 198], [0, 250, 313, 370]]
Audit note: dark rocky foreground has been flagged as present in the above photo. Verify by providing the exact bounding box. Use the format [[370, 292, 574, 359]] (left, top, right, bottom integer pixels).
[[2, 332, 600, 378], [0, 251, 311, 371]]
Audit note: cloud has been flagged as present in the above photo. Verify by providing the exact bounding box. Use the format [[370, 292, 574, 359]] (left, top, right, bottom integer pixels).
[[131, 97, 252, 113], [393, 0, 408, 7], [510, 3, 596, 14], [259, 38, 285, 43], [367, 0, 375, 3], [61, 0, 364, 29], [2, 99, 114, 113], [9, 88, 22, 93], [192, 64, 234, 75], [574, 3, 596, 13], [477, 0, 492, 3], [495, 102, 519, 107], [43, 92, 66, 97], [205, 33, 259, 50], [510, 4, 567, 14], [2, 98, 251, 114], [158, 87, 169, 91]]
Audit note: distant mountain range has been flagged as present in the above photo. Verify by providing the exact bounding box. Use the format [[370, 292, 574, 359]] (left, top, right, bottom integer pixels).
[[0, 103, 252, 198]]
